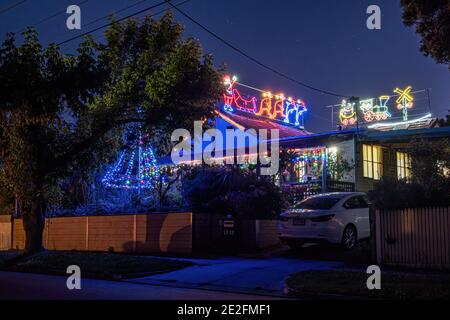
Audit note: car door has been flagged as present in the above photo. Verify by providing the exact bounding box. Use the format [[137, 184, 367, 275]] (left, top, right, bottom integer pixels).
[[356, 195, 371, 238], [342, 196, 369, 240]]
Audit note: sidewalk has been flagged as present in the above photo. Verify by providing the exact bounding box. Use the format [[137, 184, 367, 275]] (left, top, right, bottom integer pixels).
[[127, 256, 343, 297]]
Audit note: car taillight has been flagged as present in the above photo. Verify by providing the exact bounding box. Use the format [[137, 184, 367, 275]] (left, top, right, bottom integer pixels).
[[310, 214, 335, 222], [279, 216, 289, 222]]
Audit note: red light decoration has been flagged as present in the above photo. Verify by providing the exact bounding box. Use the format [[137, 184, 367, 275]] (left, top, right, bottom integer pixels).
[[222, 75, 307, 127]]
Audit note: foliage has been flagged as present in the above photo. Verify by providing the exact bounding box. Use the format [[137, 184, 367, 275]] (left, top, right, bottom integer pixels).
[[0, 13, 222, 252], [326, 151, 354, 181], [400, 0, 450, 69], [182, 167, 283, 219], [408, 138, 450, 192], [437, 113, 450, 127], [369, 139, 450, 209], [286, 270, 450, 300]]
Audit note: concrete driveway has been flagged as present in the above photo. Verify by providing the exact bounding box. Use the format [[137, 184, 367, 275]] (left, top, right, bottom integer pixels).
[[127, 254, 344, 297]]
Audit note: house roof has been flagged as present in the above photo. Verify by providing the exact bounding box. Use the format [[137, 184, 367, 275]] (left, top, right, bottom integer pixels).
[[359, 125, 450, 142], [217, 111, 312, 139]]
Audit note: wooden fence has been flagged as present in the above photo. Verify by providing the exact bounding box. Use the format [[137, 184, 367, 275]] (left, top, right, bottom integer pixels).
[[9, 212, 192, 254], [374, 207, 450, 268], [0, 215, 12, 251]]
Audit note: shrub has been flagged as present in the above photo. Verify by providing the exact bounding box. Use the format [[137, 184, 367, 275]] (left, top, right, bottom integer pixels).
[[368, 177, 450, 209], [182, 167, 283, 219]]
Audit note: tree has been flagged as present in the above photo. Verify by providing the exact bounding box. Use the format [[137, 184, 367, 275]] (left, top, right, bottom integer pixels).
[[408, 138, 450, 193], [0, 13, 222, 253], [400, 0, 450, 69]]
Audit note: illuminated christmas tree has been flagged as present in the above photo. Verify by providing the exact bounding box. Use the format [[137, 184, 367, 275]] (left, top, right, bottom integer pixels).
[[102, 133, 161, 193]]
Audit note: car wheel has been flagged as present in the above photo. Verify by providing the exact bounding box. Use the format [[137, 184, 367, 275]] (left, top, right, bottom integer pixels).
[[341, 225, 357, 250]]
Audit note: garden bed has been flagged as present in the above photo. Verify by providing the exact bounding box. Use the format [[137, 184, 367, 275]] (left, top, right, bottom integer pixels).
[[286, 269, 450, 300], [0, 250, 192, 279]]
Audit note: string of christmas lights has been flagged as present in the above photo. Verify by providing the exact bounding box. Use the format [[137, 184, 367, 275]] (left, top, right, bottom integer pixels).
[[102, 134, 162, 190]]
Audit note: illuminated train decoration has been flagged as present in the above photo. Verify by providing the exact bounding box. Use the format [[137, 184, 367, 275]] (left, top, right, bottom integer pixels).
[[359, 97, 391, 122], [338, 86, 415, 126], [222, 75, 307, 127]]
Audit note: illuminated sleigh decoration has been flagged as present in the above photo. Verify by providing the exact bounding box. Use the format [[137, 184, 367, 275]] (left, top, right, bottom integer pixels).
[[360, 97, 391, 122], [223, 75, 257, 113]]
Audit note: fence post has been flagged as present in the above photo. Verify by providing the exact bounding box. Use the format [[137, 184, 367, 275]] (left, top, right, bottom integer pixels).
[[46, 218, 50, 249], [375, 209, 382, 264], [369, 205, 379, 264], [133, 214, 137, 252], [85, 216, 89, 251], [10, 215, 14, 250]]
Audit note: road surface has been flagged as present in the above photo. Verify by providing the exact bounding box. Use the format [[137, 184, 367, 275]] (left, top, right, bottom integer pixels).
[[0, 271, 281, 300]]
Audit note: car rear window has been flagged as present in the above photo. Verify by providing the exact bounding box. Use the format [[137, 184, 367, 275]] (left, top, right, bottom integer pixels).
[[294, 197, 341, 210]]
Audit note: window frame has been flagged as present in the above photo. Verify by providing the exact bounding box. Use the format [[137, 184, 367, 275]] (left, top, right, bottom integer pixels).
[[396, 151, 411, 180], [362, 144, 383, 180]]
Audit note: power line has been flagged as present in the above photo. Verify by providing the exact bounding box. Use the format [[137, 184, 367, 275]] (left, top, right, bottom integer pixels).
[[165, 0, 348, 98], [56, 0, 170, 46], [60, 0, 192, 51], [0, 0, 27, 16], [15, 0, 89, 34], [58, 0, 148, 39]]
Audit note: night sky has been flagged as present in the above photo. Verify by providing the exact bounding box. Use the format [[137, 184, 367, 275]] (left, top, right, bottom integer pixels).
[[1, 0, 449, 132]]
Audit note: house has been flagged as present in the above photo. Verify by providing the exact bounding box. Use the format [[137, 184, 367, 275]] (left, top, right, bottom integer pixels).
[[213, 110, 450, 198], [161, 75, 449, 200]]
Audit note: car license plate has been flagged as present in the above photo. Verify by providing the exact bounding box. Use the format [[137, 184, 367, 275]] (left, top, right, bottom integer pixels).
[[293, 218, 306, 225]]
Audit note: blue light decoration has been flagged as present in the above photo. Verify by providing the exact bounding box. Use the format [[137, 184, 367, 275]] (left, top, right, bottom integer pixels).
[[222, 75, 307, 128], [102, 134, 162, 191]]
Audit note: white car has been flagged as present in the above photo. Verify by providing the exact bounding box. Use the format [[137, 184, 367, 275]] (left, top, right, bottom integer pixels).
[[278, 192, 371, 250]]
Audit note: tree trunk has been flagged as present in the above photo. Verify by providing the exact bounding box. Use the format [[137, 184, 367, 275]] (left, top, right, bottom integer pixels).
[[22, 203, 45, 254]]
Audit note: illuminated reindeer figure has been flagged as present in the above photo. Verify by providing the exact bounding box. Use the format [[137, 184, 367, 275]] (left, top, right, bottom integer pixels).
[[222, 75, 257, 113], [284, 97, 307, 127]]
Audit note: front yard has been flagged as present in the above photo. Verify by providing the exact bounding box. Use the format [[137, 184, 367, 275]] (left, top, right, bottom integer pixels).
[[286, 269, 450, 300], [0, 250, 192, 279]]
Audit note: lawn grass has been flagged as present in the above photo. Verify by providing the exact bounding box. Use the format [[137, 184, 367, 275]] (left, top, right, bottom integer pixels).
[[286, 270, 450, 300], [0, 250, 192, 279], [0, 251, 20, 267]]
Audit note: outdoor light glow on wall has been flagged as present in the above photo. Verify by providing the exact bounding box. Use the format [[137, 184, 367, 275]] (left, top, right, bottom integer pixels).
[[222, 75, 307, 127]]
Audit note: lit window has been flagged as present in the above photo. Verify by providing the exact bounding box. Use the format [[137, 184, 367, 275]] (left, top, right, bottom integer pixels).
[[363, 144, 383, 180], [396, 151, 411, 180]]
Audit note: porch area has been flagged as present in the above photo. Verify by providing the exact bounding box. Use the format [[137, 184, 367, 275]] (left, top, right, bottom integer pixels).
[[280, 146, 355, 203]]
